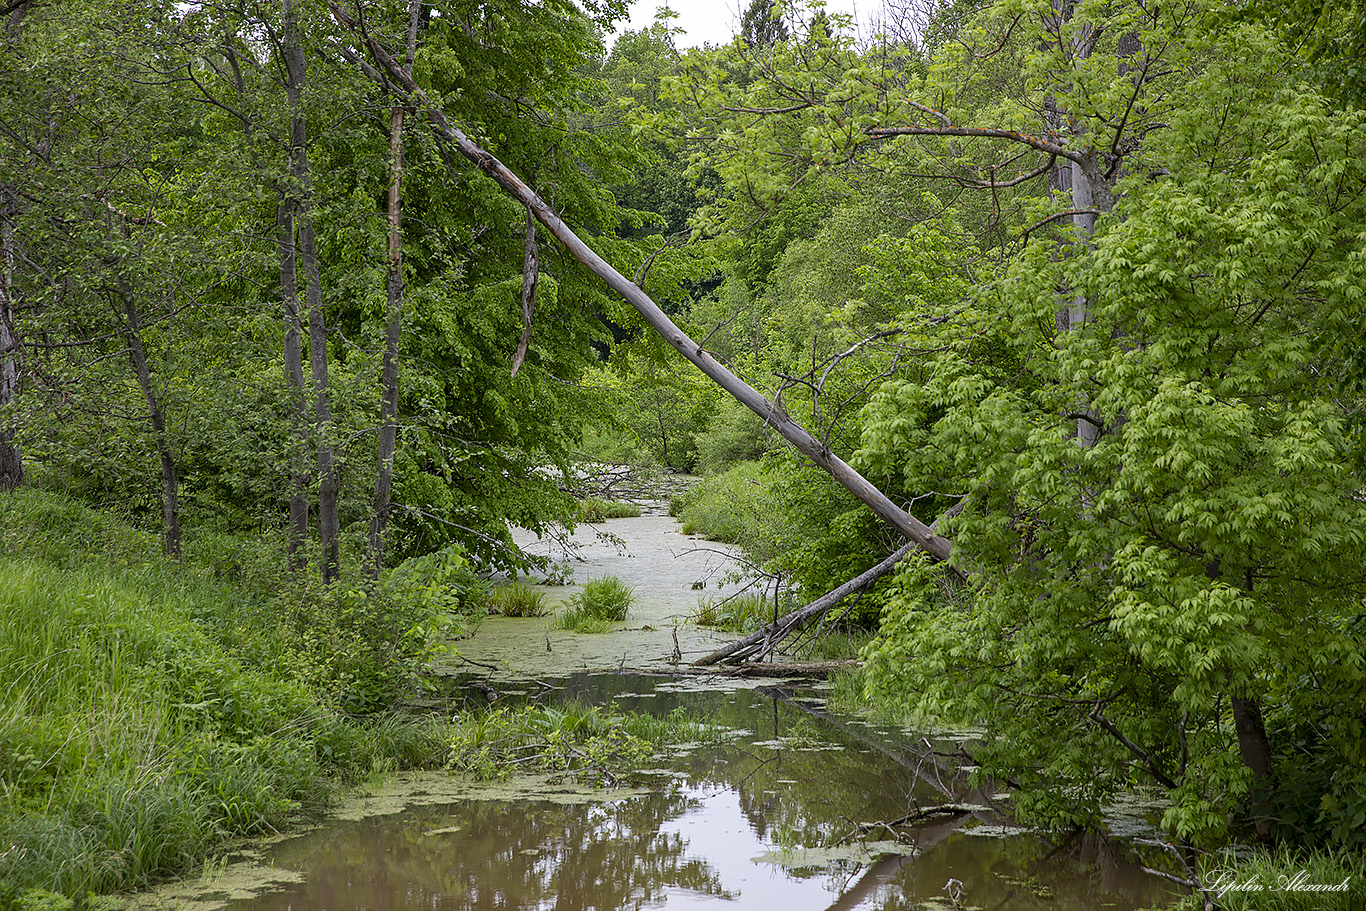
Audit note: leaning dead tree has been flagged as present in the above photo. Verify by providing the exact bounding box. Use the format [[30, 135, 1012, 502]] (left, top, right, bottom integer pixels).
[[329, 3, 953, 654], [694, 540, 917, 666]]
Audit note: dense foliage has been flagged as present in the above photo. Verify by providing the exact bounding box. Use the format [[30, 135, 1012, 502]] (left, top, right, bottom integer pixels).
[[3, 0, 1366, 902], [646, 0, 1366, 859]]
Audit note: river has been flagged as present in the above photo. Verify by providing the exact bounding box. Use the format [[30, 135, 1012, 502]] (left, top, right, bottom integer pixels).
[[134, 511, 1182, 911]]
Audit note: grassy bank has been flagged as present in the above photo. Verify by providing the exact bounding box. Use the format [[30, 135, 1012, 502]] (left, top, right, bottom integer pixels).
[[0, 491, 454, 909], [0, 490, 740, 909]]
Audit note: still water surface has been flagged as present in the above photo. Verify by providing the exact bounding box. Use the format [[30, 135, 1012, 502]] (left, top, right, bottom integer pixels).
[[226, 679, 1179, 911]]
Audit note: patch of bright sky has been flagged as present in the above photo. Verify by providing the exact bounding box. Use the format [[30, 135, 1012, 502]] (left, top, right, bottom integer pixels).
[[614, 1, 871, 50]]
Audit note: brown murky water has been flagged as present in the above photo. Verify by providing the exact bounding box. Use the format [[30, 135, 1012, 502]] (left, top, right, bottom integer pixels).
[[153, 510, 1181, 911], [215, 680, 1178, 911]]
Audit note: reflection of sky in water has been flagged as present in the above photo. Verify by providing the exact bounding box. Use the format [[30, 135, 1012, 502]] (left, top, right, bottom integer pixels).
[[660, 785, 876, 909], [212, 734, 1178, 911]]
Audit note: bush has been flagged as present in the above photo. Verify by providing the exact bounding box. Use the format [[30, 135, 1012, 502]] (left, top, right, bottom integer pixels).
[[693, 398, 769, 475], [278, 546, 478, 714]]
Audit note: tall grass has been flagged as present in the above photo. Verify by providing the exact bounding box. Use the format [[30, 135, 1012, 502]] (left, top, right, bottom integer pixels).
[[554, 576, 634, 632], [690, 592, 770, 632], [0, 490, 452, 904], [487, 582, 548, 617], [1143, 847, 1366, 910], [577, 497, 642, 523]]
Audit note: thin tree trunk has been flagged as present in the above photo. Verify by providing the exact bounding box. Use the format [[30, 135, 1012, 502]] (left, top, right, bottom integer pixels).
[[116, 276, 180, 556], [278, 200, 311, 565], [366, 0, 423, 577], [330, 11, 956, 566], [285, 0, 338, 581], [301, 205, 338, 581], [0, 188, 22, 491], [368, 103, 404, 577]]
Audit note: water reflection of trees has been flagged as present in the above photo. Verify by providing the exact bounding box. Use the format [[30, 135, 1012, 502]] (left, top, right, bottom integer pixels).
[[245, 789, 728, 911], [238, 685, 1174, 911]]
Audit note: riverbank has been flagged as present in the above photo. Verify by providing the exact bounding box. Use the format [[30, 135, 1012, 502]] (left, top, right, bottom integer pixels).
[[0, 490, 459, 909]]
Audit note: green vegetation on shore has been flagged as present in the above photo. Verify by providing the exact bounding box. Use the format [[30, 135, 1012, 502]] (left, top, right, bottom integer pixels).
[[0, 490, 458, 906]]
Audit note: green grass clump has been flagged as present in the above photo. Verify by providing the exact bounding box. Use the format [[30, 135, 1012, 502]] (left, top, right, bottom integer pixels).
[[554, 576, 634, 632], [1143, 847, 1366, 911], [579, 575, 635, 620], [447, 702, 706, 783], [578, 497, 642, 523], [487, 582, 548, 617]]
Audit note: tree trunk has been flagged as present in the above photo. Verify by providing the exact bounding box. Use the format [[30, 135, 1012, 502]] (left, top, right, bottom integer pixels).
[[368, 102, 404, 577], [301, 205, 338, 581], [330, 12, 956, 566], [1232, 695, 1274, 782], [0, 187, 22, 491], [1232, 694, 1275, 839], [285, 0, 338, 581], [278, 200, 311, 565], [116, 276, 180, 556]]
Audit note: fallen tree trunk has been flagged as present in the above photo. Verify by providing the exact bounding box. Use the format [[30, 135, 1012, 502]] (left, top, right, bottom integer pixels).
[[328, 4, 954, 567], [717, 659, 859, 677], [694, 540, 917, 666]]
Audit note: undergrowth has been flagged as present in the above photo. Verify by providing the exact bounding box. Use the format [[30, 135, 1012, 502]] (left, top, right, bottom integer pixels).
[[0, 489, 456, 907]]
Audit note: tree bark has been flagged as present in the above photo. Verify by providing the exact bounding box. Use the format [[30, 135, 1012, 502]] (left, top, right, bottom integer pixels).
[[366, 0, 424, 577], [1232, 695, 1274, 783], [329, 7, 955, 566], [116, 276, 180, 556], [368, 102, 404, 577], [0, 187, 22, 491], [278, 199, 311, 565], [285, 0, 338, 581]]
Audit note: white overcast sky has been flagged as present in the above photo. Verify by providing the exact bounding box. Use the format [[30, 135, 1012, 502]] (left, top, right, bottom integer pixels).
[[614, 1, 871, 49]]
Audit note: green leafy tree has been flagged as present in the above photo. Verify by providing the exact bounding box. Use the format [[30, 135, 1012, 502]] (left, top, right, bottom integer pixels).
[[859, 27, 1366, 844]]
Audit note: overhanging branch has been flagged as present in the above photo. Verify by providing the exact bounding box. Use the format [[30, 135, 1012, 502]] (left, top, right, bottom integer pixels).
[[330, 2, 956, 567]]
